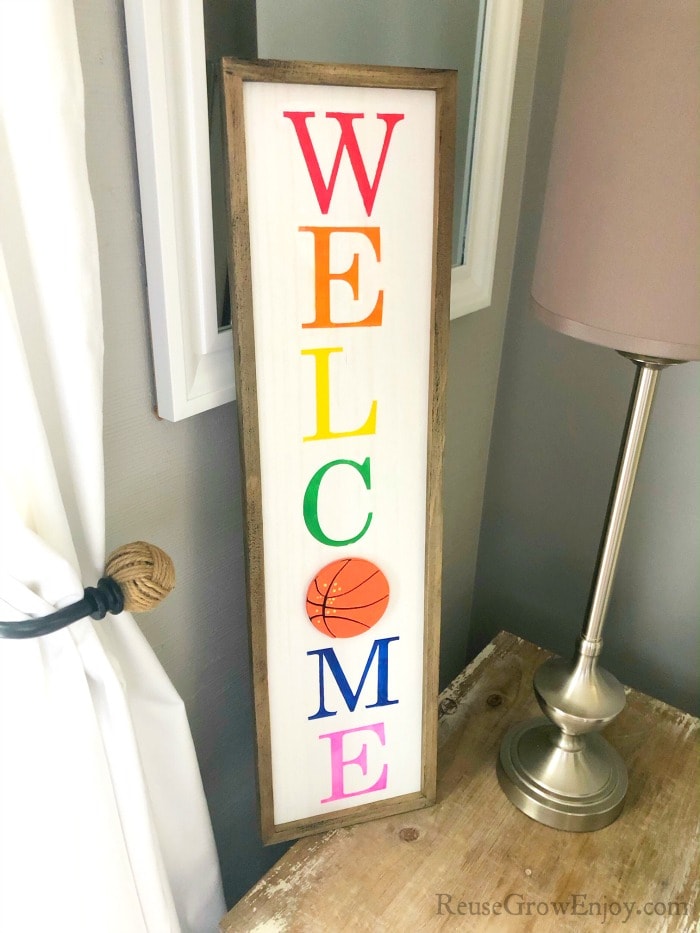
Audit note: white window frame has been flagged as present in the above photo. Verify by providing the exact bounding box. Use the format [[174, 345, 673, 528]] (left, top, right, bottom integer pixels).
[[124, 0, 522, 421]]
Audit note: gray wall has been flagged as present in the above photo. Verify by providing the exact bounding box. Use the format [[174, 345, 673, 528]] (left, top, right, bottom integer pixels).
[[434, 2, 545, 692], [470, 1, 700, 716], [73, 0, 543, 909]]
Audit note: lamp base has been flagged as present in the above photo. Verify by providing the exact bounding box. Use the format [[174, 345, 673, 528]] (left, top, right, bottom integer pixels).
[[497, 718, 627, 832]]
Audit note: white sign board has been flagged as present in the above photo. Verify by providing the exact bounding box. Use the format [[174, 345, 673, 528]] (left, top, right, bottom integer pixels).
[[222, 60, 456, 843]]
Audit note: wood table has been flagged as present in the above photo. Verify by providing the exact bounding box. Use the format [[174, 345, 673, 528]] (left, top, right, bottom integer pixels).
[[221, 632, 699, 932]]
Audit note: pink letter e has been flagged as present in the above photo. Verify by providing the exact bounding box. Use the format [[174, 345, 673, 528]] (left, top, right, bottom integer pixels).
[[319, 722, 388, 803]]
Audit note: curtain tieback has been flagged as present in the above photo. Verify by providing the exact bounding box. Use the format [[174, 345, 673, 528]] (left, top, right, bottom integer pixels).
[[0, 541, 175, 639]]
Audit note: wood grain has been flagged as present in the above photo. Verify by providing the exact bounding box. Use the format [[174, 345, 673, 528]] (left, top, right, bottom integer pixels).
[[221, 632, 700, 931], [221, 58, 457, 844], [221, 62, 275, 841], [421, 54, 457, 807]]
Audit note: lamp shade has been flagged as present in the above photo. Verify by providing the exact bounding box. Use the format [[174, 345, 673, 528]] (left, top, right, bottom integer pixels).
[[532, 0, 700, 361]]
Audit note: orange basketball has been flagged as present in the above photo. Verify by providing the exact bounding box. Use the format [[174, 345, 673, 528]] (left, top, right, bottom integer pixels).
[[306, 558, 390, 638]]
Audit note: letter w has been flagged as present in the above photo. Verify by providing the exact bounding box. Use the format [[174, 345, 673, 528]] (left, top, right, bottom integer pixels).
[[283, 111, 404, 216], [308, 636, 399, 719]]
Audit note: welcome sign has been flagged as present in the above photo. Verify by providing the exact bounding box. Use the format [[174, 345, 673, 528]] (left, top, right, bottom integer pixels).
[[222, 60, 456, 843]]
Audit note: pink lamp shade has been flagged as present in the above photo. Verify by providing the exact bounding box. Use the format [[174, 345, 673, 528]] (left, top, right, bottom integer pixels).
[[532, 0, 700, 362]]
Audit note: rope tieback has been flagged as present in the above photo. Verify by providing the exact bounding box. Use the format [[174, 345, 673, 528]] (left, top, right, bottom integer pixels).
[[0, 541, 176, 639], [105, 541, 176, 613]]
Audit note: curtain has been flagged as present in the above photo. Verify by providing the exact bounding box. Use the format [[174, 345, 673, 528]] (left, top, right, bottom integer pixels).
[[0, 2, 225, 930]]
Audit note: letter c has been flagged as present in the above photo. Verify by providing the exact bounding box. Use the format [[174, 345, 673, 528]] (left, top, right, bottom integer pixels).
[[303, 457, 372, 547]]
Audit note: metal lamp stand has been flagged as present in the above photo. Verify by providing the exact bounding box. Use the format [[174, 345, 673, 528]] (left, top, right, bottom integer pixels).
[[497, 354, 676, 831]]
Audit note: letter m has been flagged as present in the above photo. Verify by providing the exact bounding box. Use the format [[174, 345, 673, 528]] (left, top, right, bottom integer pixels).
[[308, 636, 399, 720], [283, 111, 404, 216]]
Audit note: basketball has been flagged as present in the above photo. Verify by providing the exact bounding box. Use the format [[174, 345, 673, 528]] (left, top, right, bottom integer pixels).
[[306, 557, 390, 638]]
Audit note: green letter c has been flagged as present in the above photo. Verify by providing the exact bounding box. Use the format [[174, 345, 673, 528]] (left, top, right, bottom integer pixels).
[[303, 457, 372, 547]]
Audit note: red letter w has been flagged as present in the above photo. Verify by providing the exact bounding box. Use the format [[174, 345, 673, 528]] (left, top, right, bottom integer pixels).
[[283, 111, 404, 216]]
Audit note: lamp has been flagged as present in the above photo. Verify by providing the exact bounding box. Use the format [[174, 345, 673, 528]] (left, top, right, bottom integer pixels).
[[497, 0, 699, 830]]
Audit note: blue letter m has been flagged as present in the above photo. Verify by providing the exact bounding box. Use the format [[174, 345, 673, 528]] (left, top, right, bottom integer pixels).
[[307, 636, 399, 720]]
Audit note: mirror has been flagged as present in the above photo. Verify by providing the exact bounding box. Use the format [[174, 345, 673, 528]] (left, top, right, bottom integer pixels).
[[125, 0, 522, 419], [203, 0, 257, 330], [205, 0, 485, 330]]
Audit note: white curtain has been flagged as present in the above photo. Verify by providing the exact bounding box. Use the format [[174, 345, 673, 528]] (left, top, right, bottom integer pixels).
[[0, 2, 226, 931]]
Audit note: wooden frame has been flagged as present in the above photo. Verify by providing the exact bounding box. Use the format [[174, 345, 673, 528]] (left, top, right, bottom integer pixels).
[[222, 59, 455, 843], [124, 0, 521, 421]]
